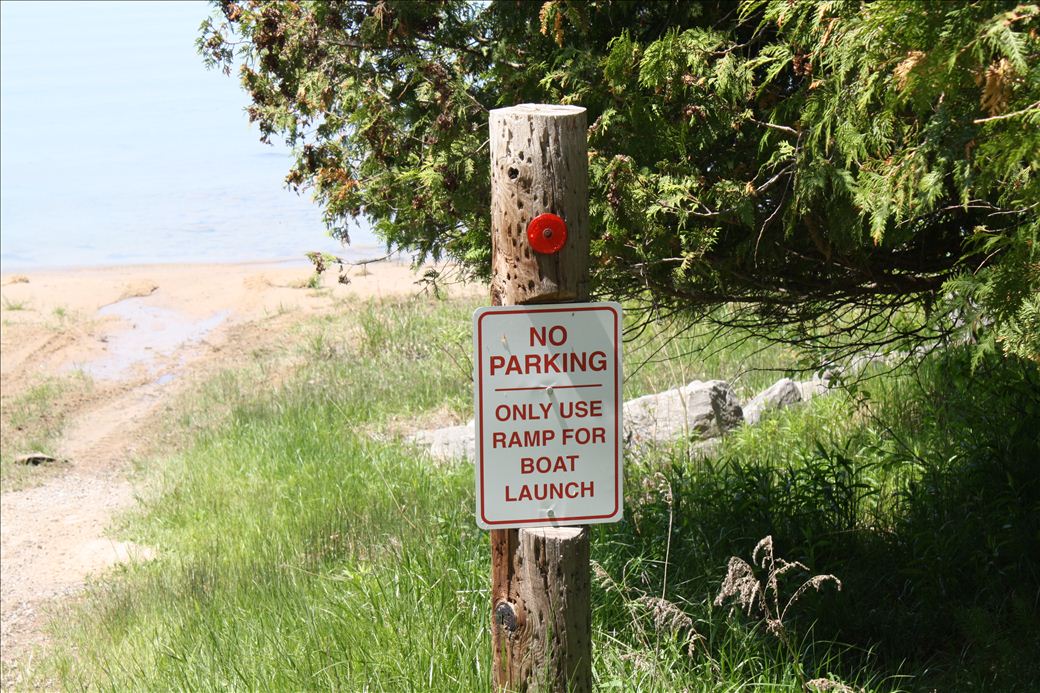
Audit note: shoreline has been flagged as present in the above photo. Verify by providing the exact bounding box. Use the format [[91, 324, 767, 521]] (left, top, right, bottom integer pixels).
[[1, 257, 478, 386], [0, 256, 458, 314], [0, 246, 406, 276]]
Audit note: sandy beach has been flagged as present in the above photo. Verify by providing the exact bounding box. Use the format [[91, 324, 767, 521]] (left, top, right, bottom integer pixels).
[[1, 259, 471, 385], [0, 259, 479, 673]]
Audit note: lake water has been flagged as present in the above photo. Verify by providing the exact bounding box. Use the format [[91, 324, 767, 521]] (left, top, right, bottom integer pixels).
[[0, 1, 380, 269]]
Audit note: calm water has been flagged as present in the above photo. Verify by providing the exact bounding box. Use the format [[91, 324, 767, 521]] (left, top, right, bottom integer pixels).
[[0, 1, 379, 269]]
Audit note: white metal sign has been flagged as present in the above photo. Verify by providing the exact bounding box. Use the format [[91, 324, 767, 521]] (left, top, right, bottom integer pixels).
[[473, 302, 623, 529]]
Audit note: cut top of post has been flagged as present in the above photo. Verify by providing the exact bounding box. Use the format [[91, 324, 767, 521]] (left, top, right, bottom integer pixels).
[[489, 104, 586, 118]]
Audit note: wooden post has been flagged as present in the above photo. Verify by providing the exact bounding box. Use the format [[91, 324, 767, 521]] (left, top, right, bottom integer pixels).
[[489, 104, 591, 692], [489, 104, 590, 307]]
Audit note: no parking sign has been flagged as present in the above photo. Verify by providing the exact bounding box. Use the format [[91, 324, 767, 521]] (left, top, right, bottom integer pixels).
[[472, 302, 623, 529]]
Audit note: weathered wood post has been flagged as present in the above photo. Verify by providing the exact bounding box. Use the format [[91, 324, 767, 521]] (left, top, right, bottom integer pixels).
[[488, 104, 591, 692]]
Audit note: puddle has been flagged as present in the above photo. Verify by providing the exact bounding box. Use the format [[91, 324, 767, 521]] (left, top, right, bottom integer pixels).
[[79, 297, 229, 380]]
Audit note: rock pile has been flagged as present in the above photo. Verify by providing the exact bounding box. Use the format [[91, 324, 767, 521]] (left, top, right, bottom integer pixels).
[[622, 380, 742, 446], [408, 375, 832, 463]]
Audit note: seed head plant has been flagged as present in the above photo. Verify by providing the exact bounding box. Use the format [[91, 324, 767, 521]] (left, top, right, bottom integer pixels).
[[715, 536, 845, 691]]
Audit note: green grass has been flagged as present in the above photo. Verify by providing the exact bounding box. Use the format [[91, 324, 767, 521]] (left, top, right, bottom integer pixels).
[[0, 372, 91, 489], [2, 295, 30, 311], [29, 295, 1040, 691], [621, 309, 803, 402], [58, 424, 487, 690]]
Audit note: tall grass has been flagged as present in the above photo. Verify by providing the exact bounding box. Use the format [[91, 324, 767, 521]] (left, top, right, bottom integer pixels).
[[57, 421, 488, 690], [34, 295, 1040, 691]]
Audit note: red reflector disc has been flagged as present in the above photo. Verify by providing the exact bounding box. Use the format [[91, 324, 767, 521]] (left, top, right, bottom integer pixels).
[[526, 213, 567, 254]]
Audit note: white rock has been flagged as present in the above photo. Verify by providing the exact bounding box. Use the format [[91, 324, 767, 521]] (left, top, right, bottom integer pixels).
[[408, 424, 474, 463], [743, 378, 802, 425], [623, 380, 743, 446], [797, 378, 830, 401]]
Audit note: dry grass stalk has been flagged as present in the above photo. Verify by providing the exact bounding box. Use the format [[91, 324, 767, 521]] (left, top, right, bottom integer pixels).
[[715, 535, 843, 689], [592, 560, 708, 663], [806, 677, 859, 692]]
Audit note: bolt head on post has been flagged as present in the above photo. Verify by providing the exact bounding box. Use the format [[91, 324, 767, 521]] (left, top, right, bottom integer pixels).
[[526, 213, 568, 255]]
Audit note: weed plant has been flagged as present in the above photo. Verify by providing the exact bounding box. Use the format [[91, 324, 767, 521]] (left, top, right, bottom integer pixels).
[[33, 296, 1040, 691], [0, 372, 91, 489], [1, 295, 29, 311]]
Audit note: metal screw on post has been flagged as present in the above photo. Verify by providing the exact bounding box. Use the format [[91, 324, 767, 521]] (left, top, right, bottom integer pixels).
[[488, 104, 592, 693]]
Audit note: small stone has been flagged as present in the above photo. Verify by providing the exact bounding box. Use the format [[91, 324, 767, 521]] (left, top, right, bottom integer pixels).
[[408, 424, 475, 463], [689, 438, 721, 459], [14, 452, 61, 466]]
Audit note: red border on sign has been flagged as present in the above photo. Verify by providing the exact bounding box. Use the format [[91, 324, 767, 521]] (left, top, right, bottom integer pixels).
[[476, 304, 621, 526]]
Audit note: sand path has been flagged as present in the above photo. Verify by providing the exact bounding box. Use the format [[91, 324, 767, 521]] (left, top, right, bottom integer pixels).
[[0, 260, 471, 682]]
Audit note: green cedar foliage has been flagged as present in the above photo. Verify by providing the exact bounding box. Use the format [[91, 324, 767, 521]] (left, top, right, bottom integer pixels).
[[200, 1, 1039, 361]]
